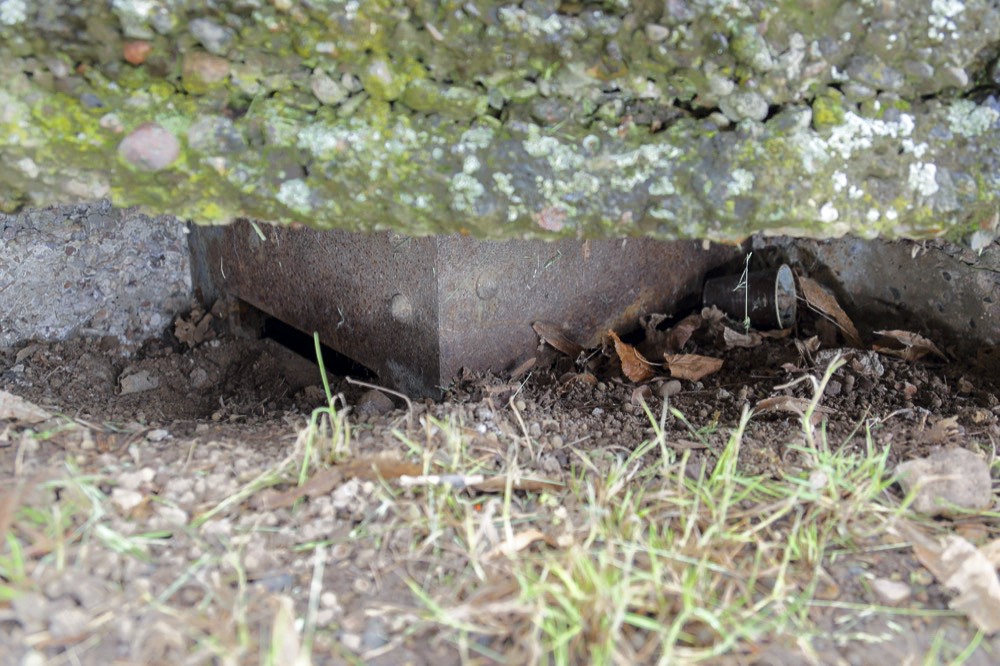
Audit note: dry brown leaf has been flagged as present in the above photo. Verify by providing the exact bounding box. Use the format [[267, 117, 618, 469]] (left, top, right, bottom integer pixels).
[[797, 275, 862, 347], [510, 357, 536, 380], [722, 327, 762, 349], [0, 390, 52, 424], [559, 371, 598, 387], [754, 395, 835, 422], [666, 313, 703, 353], [922, 415, 962, 445], [174, 307, 214, 348], [700, 305, 726, 327], [258, 457, 423, 510], [397, 473, 563, 494], [670, 439, 709, 450], [873, 329, 948, 362], [609, 330, 656, 382], [895, 521, 1000, 634], [533, 321, 584, 357], [486, 528, 557, 559], [759, 328, 792, 339], [663, 354, 723, 382], [269, 596, 306, 666], [470, 476, 563, 493]]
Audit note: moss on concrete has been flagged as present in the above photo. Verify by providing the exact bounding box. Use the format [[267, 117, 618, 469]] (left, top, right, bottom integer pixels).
[[1, 0, 1000, 245]]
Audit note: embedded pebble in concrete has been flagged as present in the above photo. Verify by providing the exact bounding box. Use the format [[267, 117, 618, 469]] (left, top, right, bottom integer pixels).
[[118, 123, 181, 171]]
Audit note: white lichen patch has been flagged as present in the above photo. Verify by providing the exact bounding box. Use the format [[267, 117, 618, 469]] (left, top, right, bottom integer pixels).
[[0, 0, 27, 25], [523, 130, 584, 172], [462, 155, 480, 174], [450, 173, 484, 212], [277, 179, 312, 213], [818, 202, 839, 222], [455, 126, 495, 152], [931, 0, 964, 18], [498, 7, 563, 36], [946, 100, 999, 138], [725, 168, 754, 197], [901, 138, 929, 158], [111, 0, 159, 20], [649, 175, 676, 197], [826, 111, 914, 159], [908, 162, 939, 196], [832, 171, 847, 192], [790, 133, 831, 174], [15, 157, 38, 178]]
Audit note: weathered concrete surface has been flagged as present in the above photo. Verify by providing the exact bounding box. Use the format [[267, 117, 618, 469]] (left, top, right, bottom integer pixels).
[[0, 199, 190, 347], [2, 1, 1000, 243]]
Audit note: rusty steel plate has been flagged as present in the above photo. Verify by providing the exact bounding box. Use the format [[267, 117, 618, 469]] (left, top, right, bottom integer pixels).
[[189, 221, 736, 397]]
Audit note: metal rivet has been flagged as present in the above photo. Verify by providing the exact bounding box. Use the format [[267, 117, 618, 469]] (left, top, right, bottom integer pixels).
[[389, 293, 413, 322]]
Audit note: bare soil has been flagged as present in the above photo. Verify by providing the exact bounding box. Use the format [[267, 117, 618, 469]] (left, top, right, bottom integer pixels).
[[2, 302, 1000, 664]]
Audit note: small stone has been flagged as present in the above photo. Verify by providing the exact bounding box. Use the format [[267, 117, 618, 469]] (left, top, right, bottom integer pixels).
[[357, 389, 394, 415], [360, 56, 404, 101], [118, 124, 180, 172], [719, 91, 768, 122], [362, 617, 389, 649], [939, 65, 968, 89], [846, 56, 904, 91], [341, 632, 362, 651], [730, 25, 774, 71], [896, 448, 993, 516], [99, 113, 124, 133], [871, 577, 911, 604], [311, 70, 348, 106], [118, 369, 160, 394], [826, 380, 842, 397], [12, 591, 48, 632], [123, 40, 151, 65], [111, 488, 144, 513], [189, 367, 210, 389], [644, 24, 670, 42], [658, 380, 683, 398], [118, 467, 155, 491], [155, 504, 189, 526], [190, 18, 234, 55], [146, 428, 169, 442], [903, 60, 934, 81], [181, 51, 230, 93], [49, 606, 90, 640]]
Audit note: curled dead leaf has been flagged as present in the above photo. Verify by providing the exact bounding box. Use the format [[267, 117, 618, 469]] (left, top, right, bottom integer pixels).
[[663, 354, 722, 382], [665, 313, 703, 353], [533, 321, 584, 357], [609, 330, 656, 382], [796, 275, 861, 347], [894, 521, 1000, 634], [873, 330, 947, 362], [722, 326, 762, 349], [486, 528, 558, 559], [0, 390, 52, 424], [754, 395, 834, 424]]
